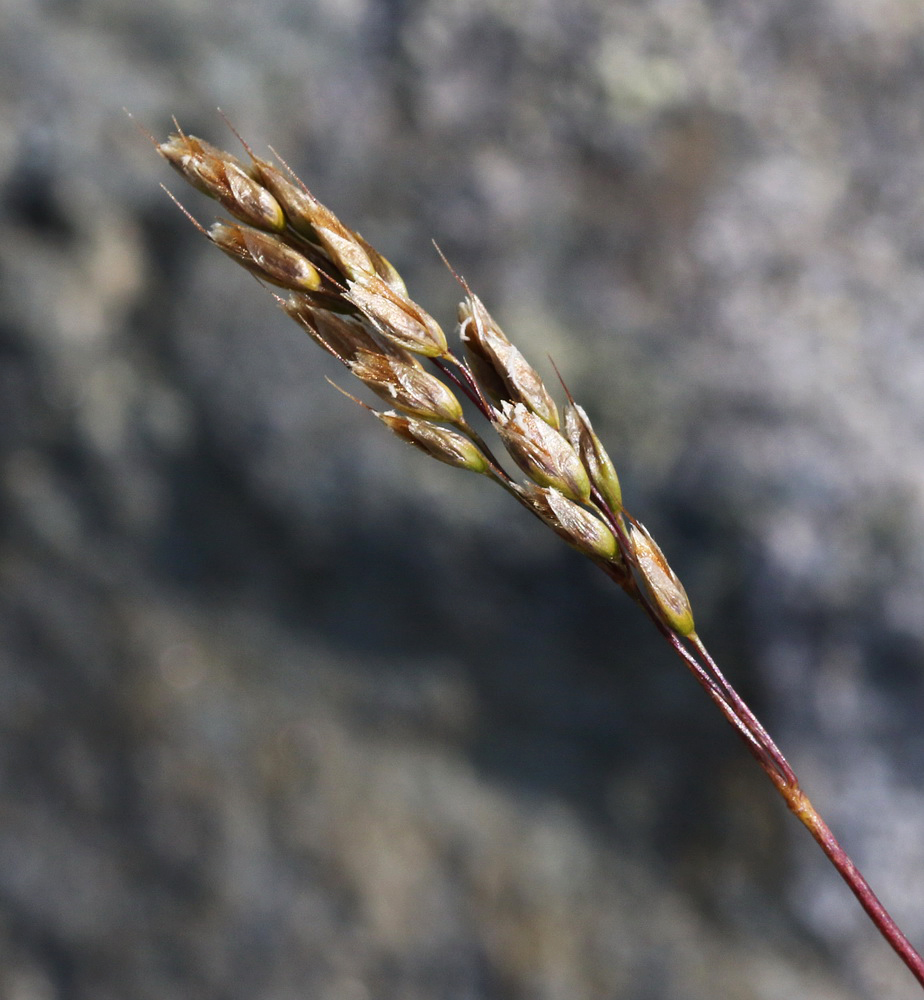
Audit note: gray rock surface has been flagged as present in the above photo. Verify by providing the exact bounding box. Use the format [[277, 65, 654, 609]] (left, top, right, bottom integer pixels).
[[2, 0, 924, 997]]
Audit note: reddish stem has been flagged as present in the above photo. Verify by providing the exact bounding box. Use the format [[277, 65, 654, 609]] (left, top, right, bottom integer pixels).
[[675, 631, 924, 989]]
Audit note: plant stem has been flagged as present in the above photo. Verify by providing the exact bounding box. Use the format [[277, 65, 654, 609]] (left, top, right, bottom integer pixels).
[[677, 632, 924, 988], [784, 783, 924, 987]]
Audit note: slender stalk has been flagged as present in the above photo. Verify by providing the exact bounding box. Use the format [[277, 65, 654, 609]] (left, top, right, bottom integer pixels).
[[689, 634, 794, 783], [670, 631, 924, 987], [787, 786, 924, 988]]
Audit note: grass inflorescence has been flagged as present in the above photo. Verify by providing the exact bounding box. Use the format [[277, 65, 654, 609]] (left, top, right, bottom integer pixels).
[[149, 115, 924, 991]]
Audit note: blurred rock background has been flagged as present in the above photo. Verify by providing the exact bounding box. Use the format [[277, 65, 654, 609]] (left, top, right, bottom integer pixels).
[[2, 0, 924, 997]]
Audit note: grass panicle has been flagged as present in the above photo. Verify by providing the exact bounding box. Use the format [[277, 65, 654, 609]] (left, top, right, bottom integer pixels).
[[153, 119, 924, 991]]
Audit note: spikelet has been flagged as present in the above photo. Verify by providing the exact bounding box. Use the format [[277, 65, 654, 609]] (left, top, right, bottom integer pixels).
[[347, 352, 464, 423], [346, 276, 448, 358], [209, 223, 322, 292], [378, 413, 490, 473], [564, 403, 622, 514], [517, 484, 617, 560], [628, 521, 695, 636], [159, 133, 286, 232], [459, 294, 559, 428], [494, 401, 590, 502]]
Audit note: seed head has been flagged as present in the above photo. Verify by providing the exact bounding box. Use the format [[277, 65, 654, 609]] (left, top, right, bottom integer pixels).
[[564, 403, 622, 514], [378, 413, 490, 474], [459, 295, 560, 428], [158, 134, 286, 232], [209, 223, 321, 292], [494, 402, 590, 501], [628, 521, 695, 636]]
